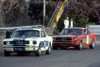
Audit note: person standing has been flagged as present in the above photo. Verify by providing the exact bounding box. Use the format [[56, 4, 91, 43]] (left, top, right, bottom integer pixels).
[[64, 17, 69, 28], [70, 18, 73, 28]]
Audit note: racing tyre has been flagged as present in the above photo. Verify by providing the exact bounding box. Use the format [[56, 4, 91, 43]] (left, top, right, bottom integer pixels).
[[45, 43, 51, 55], [77, 41, 82, 50], [89, 40, 95, 49], [4, 51, 10, 56], [35, 45, 41, 56]]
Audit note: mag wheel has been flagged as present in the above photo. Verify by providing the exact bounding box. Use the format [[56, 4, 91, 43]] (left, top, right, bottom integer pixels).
[[35, 45, 41, 56], [45, 43, 51, 55], [89, 40, 95, 49], [77, 41, 82, 50], [4, 51, 10, 56]]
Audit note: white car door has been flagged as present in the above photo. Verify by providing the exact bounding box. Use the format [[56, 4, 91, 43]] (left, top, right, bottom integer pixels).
[[41, 30, 48, 50]]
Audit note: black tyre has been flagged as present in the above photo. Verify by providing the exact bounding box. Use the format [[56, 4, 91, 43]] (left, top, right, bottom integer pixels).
[[53, 46, 58, 50], [77, 41, 82, 50], [45, 43, 51, 55], [89, 40, 95, 49], [35, 45, 41, 56], [4, 51, 10, 56]]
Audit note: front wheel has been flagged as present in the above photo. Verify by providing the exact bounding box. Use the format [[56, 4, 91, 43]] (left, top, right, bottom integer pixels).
[[35, 45, 41, 56], [89, 40, 95, 49], [77, 41, 83, 50], [45, 43, 51, 55]]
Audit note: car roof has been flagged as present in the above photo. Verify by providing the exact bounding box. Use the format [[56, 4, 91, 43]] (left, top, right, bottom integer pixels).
[[16, 28, 42, 31]]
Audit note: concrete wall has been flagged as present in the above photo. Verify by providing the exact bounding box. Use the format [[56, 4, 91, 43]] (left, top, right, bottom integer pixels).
[[87, 25, 100, 35], [87, 25, 100, 41]]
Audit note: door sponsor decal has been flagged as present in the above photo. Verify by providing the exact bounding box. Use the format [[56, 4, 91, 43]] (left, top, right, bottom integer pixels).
[[86, 36, 89, 44], [41, 41, 49, 48]]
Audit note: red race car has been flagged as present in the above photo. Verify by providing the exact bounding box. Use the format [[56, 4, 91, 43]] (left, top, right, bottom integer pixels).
[[53, 27, 96, 50]]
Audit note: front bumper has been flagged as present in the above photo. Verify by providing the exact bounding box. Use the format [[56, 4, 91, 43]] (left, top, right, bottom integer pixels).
[[53, 42, 77, 43], [3, 45, 38, 52], [53, 41, 80, 46]]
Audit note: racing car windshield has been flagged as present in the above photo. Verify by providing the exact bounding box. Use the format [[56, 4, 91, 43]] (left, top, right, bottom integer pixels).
[[62, 29, 83, 35], [12, 30, 40, 38]]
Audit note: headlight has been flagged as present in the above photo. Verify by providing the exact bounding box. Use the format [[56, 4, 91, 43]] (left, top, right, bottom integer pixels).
[[74, 37, 78, 41], [3, 41, 7, 45], [33, 41, 37, 44]]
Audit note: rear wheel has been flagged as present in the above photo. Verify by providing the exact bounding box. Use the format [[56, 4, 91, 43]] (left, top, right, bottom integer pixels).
[[89, 40, 95, 49], [4, 51, 10, 56]]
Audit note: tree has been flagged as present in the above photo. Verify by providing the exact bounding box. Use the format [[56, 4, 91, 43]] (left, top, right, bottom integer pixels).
[[0, 0, 29, 26], [67, 0, 100, 24]]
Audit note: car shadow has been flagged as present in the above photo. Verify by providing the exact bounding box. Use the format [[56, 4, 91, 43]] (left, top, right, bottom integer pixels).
[[53, 46, 93, 51], [0, 52, 49, 57]]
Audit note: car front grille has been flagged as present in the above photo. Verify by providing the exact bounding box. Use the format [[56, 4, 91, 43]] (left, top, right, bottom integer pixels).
[[55, 37, 72, 41], [10, 40, 29, 45]]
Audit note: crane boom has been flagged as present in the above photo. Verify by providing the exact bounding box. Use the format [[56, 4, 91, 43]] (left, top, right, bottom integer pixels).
[[47, 0, 68, 28]]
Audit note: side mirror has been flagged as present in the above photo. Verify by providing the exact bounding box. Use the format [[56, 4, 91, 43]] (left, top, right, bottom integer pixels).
[[10, 35, 13, 38], [84, 32, 87, 35], [44, 35, 46, 37]]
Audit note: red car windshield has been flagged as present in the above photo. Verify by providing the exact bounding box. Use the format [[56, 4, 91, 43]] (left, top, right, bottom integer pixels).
[[61, 29, 83, 35]]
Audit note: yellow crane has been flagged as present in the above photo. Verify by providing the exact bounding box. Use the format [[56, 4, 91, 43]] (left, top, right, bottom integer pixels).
[[47, 0, 68, 28]]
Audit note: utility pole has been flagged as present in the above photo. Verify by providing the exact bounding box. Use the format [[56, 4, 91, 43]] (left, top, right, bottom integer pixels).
[[43, 0, 46, 26]]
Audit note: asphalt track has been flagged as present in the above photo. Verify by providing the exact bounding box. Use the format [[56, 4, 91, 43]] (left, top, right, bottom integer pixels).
[[0, 41, 100, 67]]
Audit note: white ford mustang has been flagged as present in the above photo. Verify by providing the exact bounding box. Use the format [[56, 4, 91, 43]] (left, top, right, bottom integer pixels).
[[2, 28, 53, 56]]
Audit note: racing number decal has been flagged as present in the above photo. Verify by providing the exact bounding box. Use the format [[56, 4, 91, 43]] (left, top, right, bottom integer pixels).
[[41, 40, 49, 48], [44, 41, 46, 48], [44, 41, 49, 48], [86, 36, 89, 44], [41, 41, 46, 48], [41, 42, 44, 47]]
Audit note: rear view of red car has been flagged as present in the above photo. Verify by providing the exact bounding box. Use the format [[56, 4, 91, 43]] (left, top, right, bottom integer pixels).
[[53, 28, 96, 50]]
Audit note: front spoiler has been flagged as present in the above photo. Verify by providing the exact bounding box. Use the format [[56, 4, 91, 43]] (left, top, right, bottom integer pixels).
[[3, 45, 38, 48]]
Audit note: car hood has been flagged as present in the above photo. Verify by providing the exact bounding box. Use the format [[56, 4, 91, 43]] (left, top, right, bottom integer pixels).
[[52, 35, 77, 38], [3, 37, 40, 41]]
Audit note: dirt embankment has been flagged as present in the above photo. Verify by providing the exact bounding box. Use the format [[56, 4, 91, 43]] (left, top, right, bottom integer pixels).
[[0, 31, 6, 53]]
